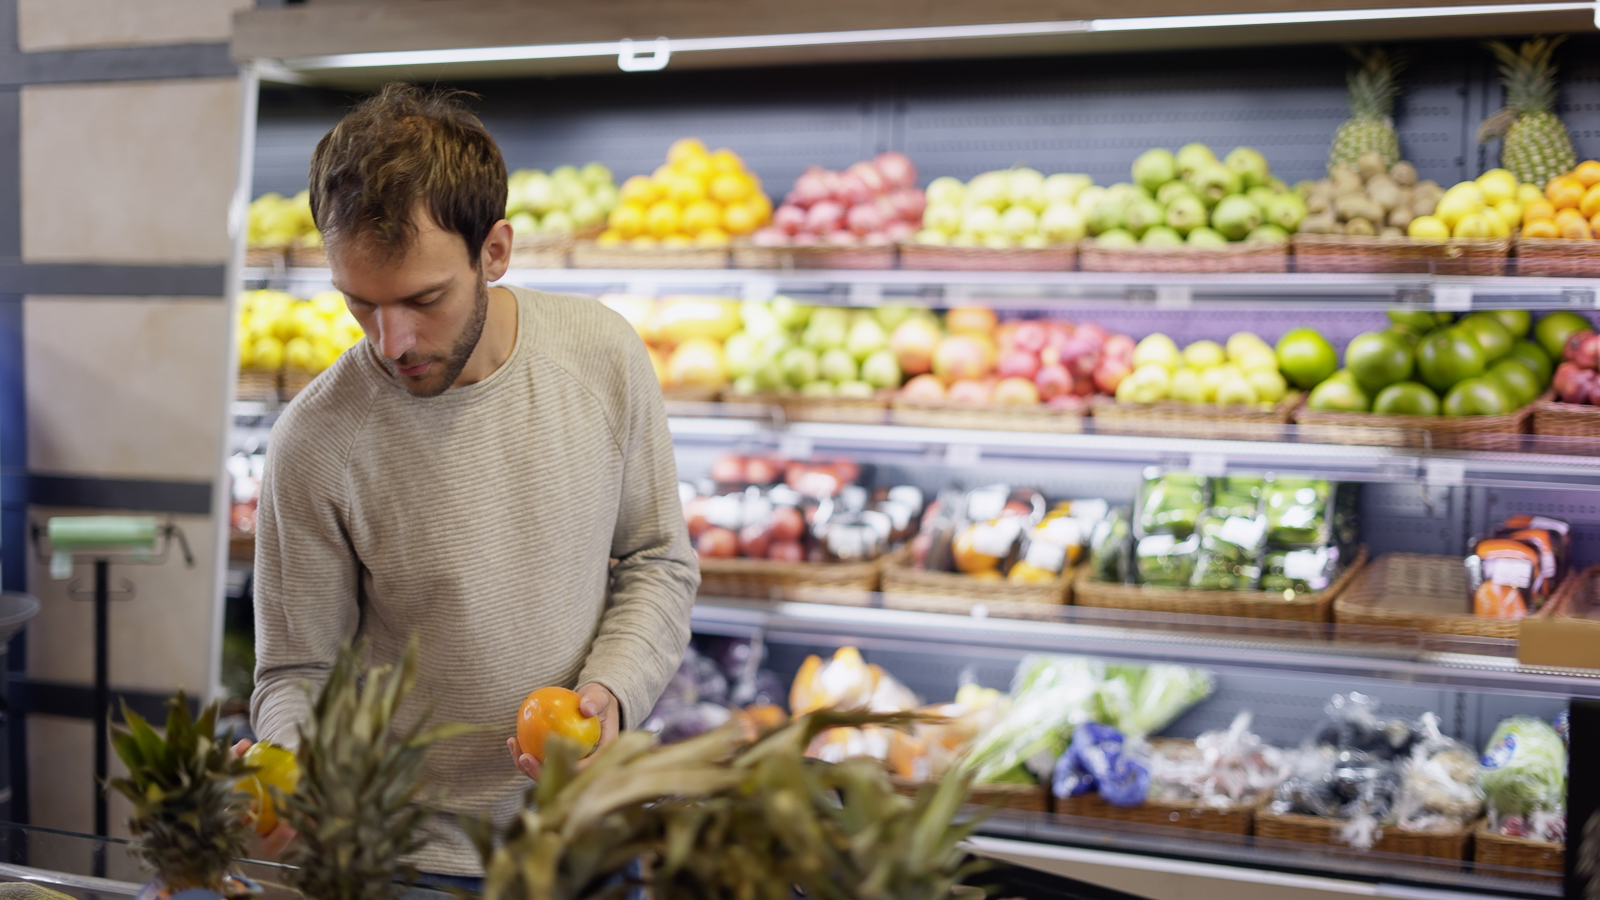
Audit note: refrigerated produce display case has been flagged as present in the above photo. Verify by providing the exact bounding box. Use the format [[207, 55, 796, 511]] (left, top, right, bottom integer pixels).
[[222, 21, 1600, 900]]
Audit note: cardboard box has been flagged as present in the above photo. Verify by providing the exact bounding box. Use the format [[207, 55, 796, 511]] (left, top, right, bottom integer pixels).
[[1518, 615, 1600, 669]]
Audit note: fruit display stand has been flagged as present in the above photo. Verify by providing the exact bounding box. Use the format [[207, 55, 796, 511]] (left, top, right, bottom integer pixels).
[[1073, 547, 1367, 625], [1515, 237, 1600, 278], [879, 549, 1073, 620], [889, 396, 1087, 434], [1332, 552, 1565, 640], [695, 553, 884, 606], [1291, 235, 1513, 276], [1472, 826, 1564, 879], [730, 391, 891, 426], [1292, 394, 1540, 450], [1252, 810, 1480, 864], [1530, 392, 1600, 436], [1078, 239, 1289, 274], [1052, 740, 1261, 835], [730, 244, 897, 270], [898, 243, 1077, 272], [1087, 393, 1304, 442], [570, 242, 730, 269]]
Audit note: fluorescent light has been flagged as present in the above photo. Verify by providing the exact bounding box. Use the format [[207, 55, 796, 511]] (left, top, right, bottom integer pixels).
[[278, 3, 1594, 73]]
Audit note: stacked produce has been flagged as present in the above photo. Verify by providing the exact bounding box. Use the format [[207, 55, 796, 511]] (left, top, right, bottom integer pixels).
[[599, 138, 771, 248], [504, 163, 618, 237], [1549, 312, 1600, 403], [752, 152, 924, 247], [909, 484, 1109, 586], [790, 646, 922, 763], [1521, 159, 1600, 240], [246, 190, 319, 249], [1477, 37, 1577, 186], [1407, 171, 1538, 241], [237, 290, 364, 377], [1468, 514, 1570, 619], [1478, 715, 1567, 844], [913, 168, 1091, 248], [601, 294, 741, 392], [1086, 144, 1303, 250], [720, 298, 910, 399], [684, 454, 923, 565], [1303, 309, 1553, 416], [1146, 712, 1288, 808], [1297, 156, 1442, 238], [1090, 470, 1357, 595], [1112, 331, 1289, 407]]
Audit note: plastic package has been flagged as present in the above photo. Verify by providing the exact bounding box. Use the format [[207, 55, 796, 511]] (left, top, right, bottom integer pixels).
[[1135, 533, 1199, 586], [1260, 547, 1339, 594], [1263, 478, 1332, 548], [1479, 716, 1567, 821], [1149, 712, 1288, 807], [1138, 470, 1209, 539], [1051, 722, 1151, 807], [962, 655, 1103, 785], [1272, 746, 1399, 848], [1311, 692, 1419, 761], [1393, 713, 1484, 833], [1089, 506, 1133, 583]]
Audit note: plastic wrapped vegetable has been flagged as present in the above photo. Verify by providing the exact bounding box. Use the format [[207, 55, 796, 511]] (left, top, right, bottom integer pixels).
[[1138, 471, 1209, 538], [1190, 512, 1264, 590], [1479, 716, 1566, 818], [1135, 533, 1199, 586], [1089, 506, 1133, 583], [1260, 547, 1339, 594], [1272, 745, 1400, 848], [1149, 712, 1287, 807], [1312, 692, 1419, 761], [962, 655, 1102, 785], [1120, 664, 1215, 738], [1210, 477, 1264, 519], [1264, 478, 1331, 548], [1393, 713, 1484, 833], [789, 646, 918, 716], [1051, 722, 1151, 808]]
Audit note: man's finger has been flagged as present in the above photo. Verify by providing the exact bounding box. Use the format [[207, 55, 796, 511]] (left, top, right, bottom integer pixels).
[[232, 738, 253, 757], [518, 753, 542, 780]]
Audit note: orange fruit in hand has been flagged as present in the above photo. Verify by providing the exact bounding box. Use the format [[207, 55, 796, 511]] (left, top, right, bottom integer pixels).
[[517, 686, 601, 762], [1575, 160, 1600, 188], [1547, 175, 1585, 209], [1523, 218, 1560, 239], [1523, 199, 1556, 222]]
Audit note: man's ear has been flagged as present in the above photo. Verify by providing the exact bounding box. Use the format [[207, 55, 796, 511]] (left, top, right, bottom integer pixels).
[[480, 218, 514, 282]]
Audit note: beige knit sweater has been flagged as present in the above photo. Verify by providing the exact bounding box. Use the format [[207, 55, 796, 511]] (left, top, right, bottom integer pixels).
[[250, 286, 699, 876]]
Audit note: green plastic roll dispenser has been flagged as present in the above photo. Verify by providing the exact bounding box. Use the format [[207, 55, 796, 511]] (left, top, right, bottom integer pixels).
[[45, 516, 158, 579]]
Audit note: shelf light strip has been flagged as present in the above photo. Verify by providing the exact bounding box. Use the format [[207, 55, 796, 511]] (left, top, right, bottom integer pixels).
[[281, 2, 1594, 71]]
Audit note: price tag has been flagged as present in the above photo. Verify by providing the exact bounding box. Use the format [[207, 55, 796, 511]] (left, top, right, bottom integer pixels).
[[1563, 288, 1599, 309], [945, 443, 982, 467], [625, 280, 658, 298], [741, 276, 777, 302], [1155, 285, 1193, 309], [779, 434, 813, 460], [970, 603, 990, 620], [849, 282, 883, 306], [1189, 453, 1227, 477], [1432, 285, 1472, 311], [1425, 458, 1465, 486]]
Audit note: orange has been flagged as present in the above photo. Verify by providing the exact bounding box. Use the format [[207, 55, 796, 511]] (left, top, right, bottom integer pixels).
[[666, 137, 708, 166], [665, 173, 707, 206], [709, 148, 745, 174], [516, 686, 601, 762], [607, 202, 646, 238], [1581, 184, 1600, 219], [1547, 175, 1585, 209], [1591, 211, 1600, 233], [1562, 217, 1595, 240], [1575, 160, 1600, 188], [618, 175, 659, 205], [1523, 218, 1560, 238], [709, 172, 754, 205], [1523, 199, 1556, 222], [680, 200, 722, 235], [645, 200, 681, 238]]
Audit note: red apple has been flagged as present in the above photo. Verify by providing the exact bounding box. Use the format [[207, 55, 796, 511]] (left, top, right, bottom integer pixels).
[[1555, 361, 1583, 401], [1567, 332, 1600, 369], [947, 378, 993, 405], [1034, 364, 1073, 400], [768, 540, 804, 562], [773, 204, 807, 234], [1103, 333, 1135, 363], [792, 231, 821, 246], [830, 459, 860, 484], [1013, 321, 1049, 354], [685, 497, 710, 538], [901, 373, 946, 403], [805, 200, 846, 234], [792, 168, 830, 207], [769, 506, 804, 542], [738, 523, 772, 558], [1094, 358, 1134, 394], [847, 202, 887, 235], [1047, 394, 1080, 409], [1576, 368, 1600, 405], [751, 226, 788, 247], [848, 161, 887, 195], [711, 455, 746, 484], [837, 172, 873, 205], [862, 231, 892, 246], [696, 526, 739, 558], [885, 221, 916, 242], [890, 187, 926, 221], [891, 318, 942, 375], [1074, 321, 1107, 347], [996, 349, 1040, 380], [874, 151, 918, 189], [993, 376, 1041, 405], [818, 169, 843, 197], [745, 457, 781, 485], [825, 229, 858, 246], [932, 335, 991, 384], [994, 321, 1022, 353]]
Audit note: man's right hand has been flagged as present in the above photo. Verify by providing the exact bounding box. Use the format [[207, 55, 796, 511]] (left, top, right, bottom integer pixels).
[[506, 735, 543, 781], [232, 739, 298, 859]]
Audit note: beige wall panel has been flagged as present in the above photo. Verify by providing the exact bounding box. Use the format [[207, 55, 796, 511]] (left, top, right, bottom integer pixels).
[[22, 79, 240, 264], [26, 296, 228, 482], [27, 715, 136, 845], [25, 508, 217, 694], [19, 0, 249, 52]]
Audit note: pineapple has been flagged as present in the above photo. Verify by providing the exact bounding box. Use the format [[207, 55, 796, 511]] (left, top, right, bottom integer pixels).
[[1329, 47, 1404, 172], [1479, 37, 1576, 186], [279, 640, 475, 900], [107, 694, 254, 895]]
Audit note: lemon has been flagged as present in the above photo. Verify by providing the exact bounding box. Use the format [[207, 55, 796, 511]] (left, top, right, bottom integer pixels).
[[236, 332, 254, 371], [1481, 207, 1511, 238], [709, 148, 744, 173], [597, 229, 625, 247], [1181, 340, 1227, 370], [1476, 168, 1517, 206], [284, 337, 317, 372], [694, 227, 731, 247], [1434, 190, 1482, 229], [680, 200, 722, 235], [661, 234, 693, 248], [630, 235, 659, 249], [1407, 215, 1450, 241], [1494, 199, 1523, 228], [608, 202, 647, 238], [618, 175, 658, 206], [1517, 183, 1545, 206], [723, 202, 759, 236], [665, 174, 706, 206], [239, 742, 300, 835], [251, 336, 285, 371], [1452, 213, 1492, 239], [311, 291, 345, 317], [667, 137, 708, 166], [644, 201, 681, 239]]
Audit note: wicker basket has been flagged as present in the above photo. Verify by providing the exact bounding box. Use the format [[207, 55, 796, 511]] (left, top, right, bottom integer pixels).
[[729, 244, 896, 270], [1516, 237, 1600, 278], [1080, 239, 1288, 274], [1054, 792, 1257, 835], [696, 555, 882, 605], [889, 397, 1087, 434], [288, 245, 328, 268], [898, 244, 1076, 272], [1474, 826, 1564, 877], [571, 242, 729, 269], [1333, 552, 1565, 640], [1293, 393, 1539, 451], [725, 392, 890, 425], [245, 247, 287, 268], [660, 385, 723, 403], [1089, 393, 1303, 441], [1255, 810, 1478, 861], [1531, 395, 1600, 438], [1072, 546, 1366, 624], [235, 369, 280, 404], [1292, 234, 1511, 276], [880, 550, 1072, 620], [893, 778, 1049, 812], [509, 233, 574, 269], [281, 368, 320, 402]]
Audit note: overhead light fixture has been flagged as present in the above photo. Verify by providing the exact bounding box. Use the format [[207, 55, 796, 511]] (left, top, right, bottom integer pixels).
[[278, 2, 1594, 73]]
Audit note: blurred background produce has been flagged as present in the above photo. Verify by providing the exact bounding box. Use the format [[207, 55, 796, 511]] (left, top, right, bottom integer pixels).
[[913, 168, 1090, 248], [1083, 144, 1303, 250], [1112, 330, 1289, 408], [602, 294, 741, 393], [1297, 156, 1441, 238], [236, 289, 364, 376], [1477, 37, 1576, 186], [599, 138, 770, 248], [504, 162, 618, 238], [247, 190, 320, 249], [910, 484, 1108, 586], [1520, 158, 1600, 240], [754, 152, 924, 247]]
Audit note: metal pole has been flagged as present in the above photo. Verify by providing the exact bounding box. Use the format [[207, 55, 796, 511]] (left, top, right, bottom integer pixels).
[[92, 558, 109, 876]]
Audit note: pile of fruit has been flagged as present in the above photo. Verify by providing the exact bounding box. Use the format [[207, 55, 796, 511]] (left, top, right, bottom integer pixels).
[[1520, 160, 1600, 240], [894, 307, 1137, 408], [1303, 309, 1558, 416], [752, 153, 924, 247], [599, 138, 771, 248], [718, 298, 908, 399], [504, 163, 618, 238], [1402, 169, 1539, 241], [601, 294, 742, 392], [1113, 332, 1290, 407], [236, 290, 363, 375], [1546, 313, 1600, 404], [1087, 145, 1304, 249], [246, 191, 319, 249], [913, 169, 1091, 248], [1298, 155, 1441, 237]]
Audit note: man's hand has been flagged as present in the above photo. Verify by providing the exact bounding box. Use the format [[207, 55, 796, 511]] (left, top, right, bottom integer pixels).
[[506, 682, 620, 782], [231, 738, 298, 859]]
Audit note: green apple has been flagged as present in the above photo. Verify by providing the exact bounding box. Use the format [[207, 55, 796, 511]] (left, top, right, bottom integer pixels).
[[819, 348, 857, 383], [846, 317, 888, 360], [1416, 327, 1487, 393], [861, 349, 902, 389], [1275, 328, 1338, 389], [780, 347, 820, 388], [1344, 329, 1414, 393], [1443, 376, 1512, 416], [1372, 381, 1440, 415]]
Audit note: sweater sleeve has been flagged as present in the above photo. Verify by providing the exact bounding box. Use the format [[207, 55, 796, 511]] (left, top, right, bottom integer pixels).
[[576, 329, 699, 729], [249, 409, 362, 750]]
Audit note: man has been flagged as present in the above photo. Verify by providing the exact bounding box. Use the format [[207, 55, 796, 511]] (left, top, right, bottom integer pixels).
[[247, 84, 699, 879]]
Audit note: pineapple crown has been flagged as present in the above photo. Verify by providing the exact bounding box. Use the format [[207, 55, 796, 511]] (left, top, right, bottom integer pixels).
[[1479, 36, 1565, 142], [107, 694, 255, 892], [280, 639, 476, 900], [1344, 46, 1404, 121]]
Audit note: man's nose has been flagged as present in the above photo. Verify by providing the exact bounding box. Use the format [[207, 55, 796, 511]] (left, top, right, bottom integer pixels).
[[374, 307, 418, 360]]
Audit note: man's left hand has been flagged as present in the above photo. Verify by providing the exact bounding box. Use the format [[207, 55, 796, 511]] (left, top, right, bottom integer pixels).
[[506, 682, 620, 781]]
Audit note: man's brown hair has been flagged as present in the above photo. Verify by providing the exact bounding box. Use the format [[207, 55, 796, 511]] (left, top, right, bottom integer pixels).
[[308, 83, 507, 264]]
